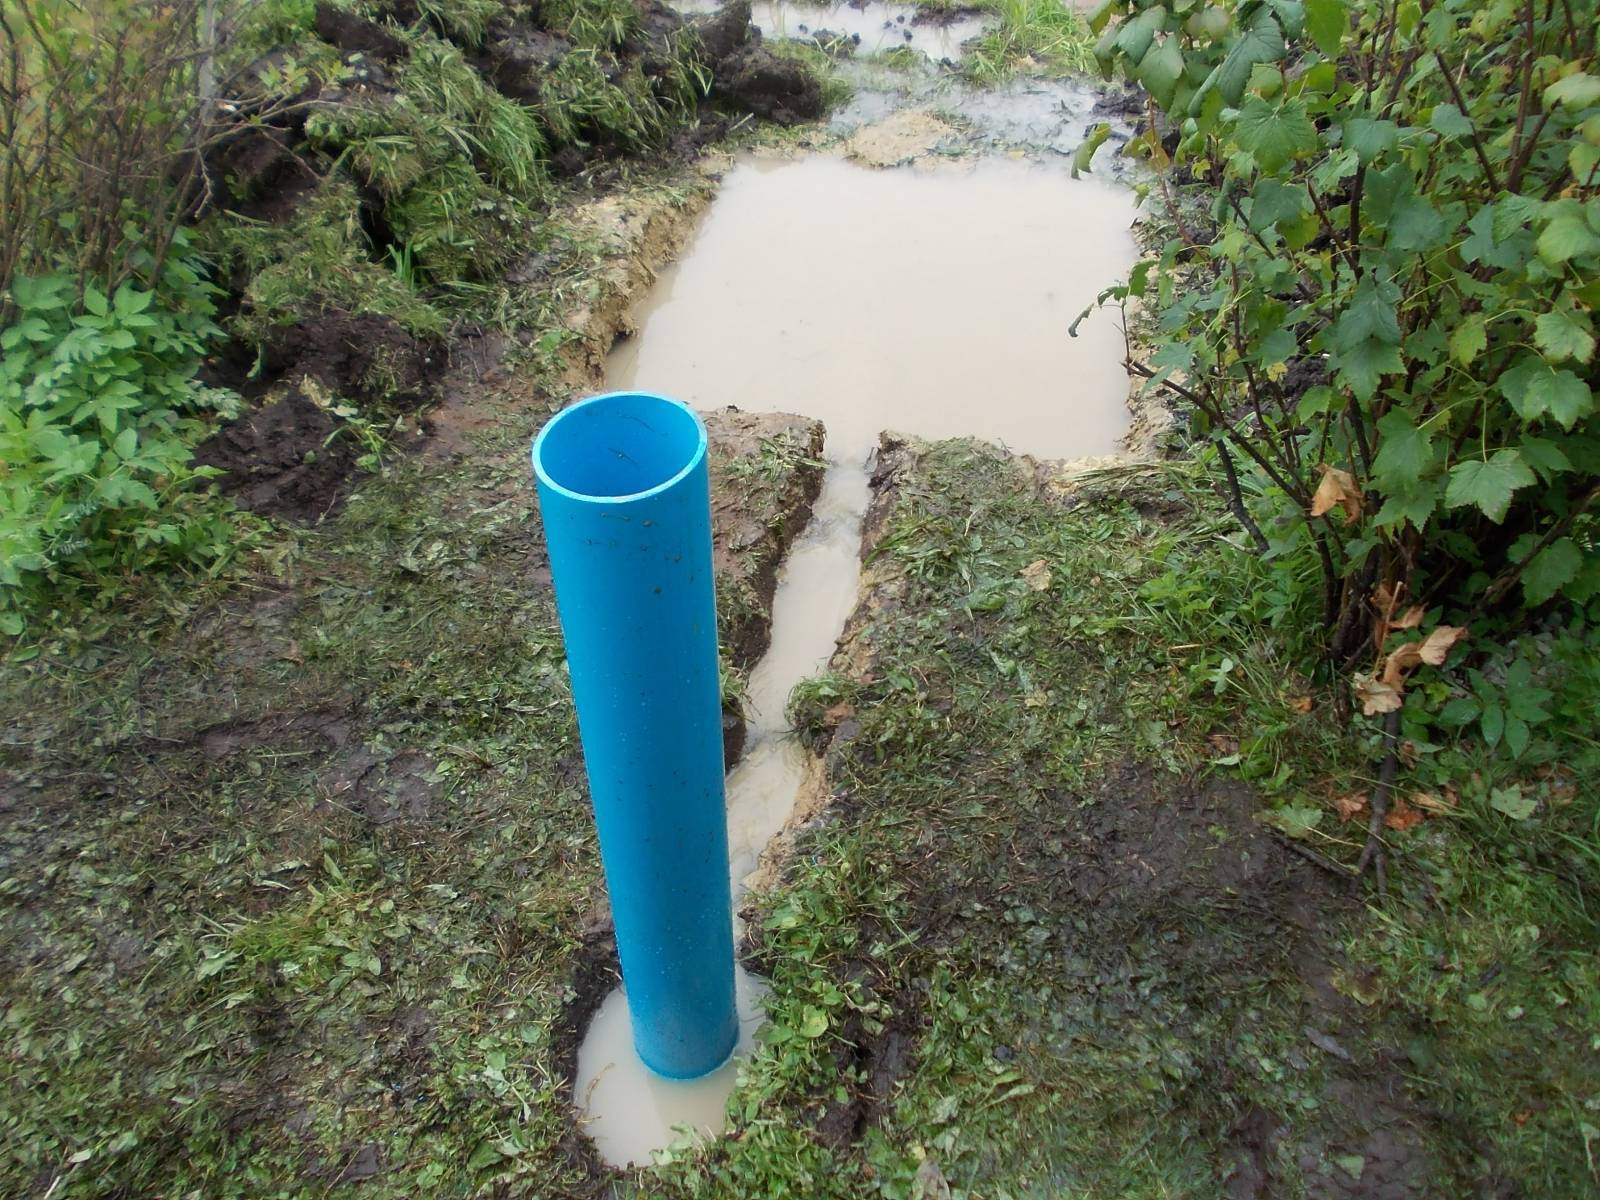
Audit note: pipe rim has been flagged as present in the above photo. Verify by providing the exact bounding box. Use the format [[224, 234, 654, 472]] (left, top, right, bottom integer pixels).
[[532, 391, 707, 504]]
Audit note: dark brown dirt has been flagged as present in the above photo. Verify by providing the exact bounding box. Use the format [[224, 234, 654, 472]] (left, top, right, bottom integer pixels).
[[548, 932, 624, 1181], [193, 312, 442, 521], [692, 0, 826, 125], [478, 27, 571, 101], [705, 408, 828, 669], [256, 310, 440, 409], [192, 388, 355, 523], [313, 2, 409, 62]]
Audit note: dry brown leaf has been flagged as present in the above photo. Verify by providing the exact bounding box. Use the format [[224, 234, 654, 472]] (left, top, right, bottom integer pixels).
[[1334, 792, 1369, 821], [1534, 766, 1576, 806], [824, 702, 856, 724], [279, 640, 304, 665], [1375, 580, 1404, 618], [1208, 733, 1240, 757], [1021, 559, 1053, 591], [1310, 464, 1362, 523], [1399, 739, 1420, 768], [1409, 790, 1457, 815], [1385, 798, 1425, 831], [1381, 642, 1425, 687], [1390, 605, 1426, 631], [1355, 672, 1403, 715], [1289, 695, 1314, 714], [1418, 624, 1467, 666]]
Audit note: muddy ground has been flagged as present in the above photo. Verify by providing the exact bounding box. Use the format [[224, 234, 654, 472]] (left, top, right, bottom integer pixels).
[[3, 5, 1589, 1197], [761, 438, 1443, 1198]]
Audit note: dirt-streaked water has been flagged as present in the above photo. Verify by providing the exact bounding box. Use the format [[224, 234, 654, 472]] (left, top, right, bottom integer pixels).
[[572, 967, 770, 1166], [670, 0, 991, 61], [575, 153, 1137, 1167]]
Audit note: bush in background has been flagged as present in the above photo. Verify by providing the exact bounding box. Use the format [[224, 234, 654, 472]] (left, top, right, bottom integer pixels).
[[1088, 0, 1598, 736]]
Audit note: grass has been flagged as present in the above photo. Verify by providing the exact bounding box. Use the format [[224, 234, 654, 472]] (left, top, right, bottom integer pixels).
[[759, 441, 1599, 1196], [7, 6, 1596, 1193], [0, 380, 826, 1197], [964, 0, 1098, 81]]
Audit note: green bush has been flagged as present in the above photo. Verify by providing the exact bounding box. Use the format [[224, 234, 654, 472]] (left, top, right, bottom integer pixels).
[[1087, 0, 1599, 722], [0, 242, 241, 633]]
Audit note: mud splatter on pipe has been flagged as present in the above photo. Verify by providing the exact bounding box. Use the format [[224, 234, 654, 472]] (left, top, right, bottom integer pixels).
[[531, 392, 737, 1079]]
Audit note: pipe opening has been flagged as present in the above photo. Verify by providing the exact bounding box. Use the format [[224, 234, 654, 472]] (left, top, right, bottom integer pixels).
[[534, 392, 706, 502]]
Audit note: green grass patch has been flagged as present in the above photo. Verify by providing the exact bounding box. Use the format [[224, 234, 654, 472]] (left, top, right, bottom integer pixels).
[[964, 0, 1096, 82]]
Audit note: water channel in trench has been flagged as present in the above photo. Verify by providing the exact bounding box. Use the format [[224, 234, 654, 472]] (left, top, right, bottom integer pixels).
[[572, 153, 1138, 1166]]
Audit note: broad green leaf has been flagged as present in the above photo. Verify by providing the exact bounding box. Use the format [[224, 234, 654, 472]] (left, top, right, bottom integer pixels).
[[1261, 803, 1323, 839], [82, 287, 108, 317], [1499, 354, 1594, 428], [1332, 338, 1403, 400], [113, 284, 154, 316], [1194, 10, 1286, 109], [1573, 142, 1600, 183], [1136, 38, 1185, 108], [1373, 480, 1442, 531], [1371, 410, 1437, 488], [1544, 72, 1600, 111], [1429, 103, 1473, 139], [1518, 436, 1572, 479], [1114, 7, 1166, 66], [1461, 204, 1523, 269], [1303, 0, 1348, 56], [1086, 0, 1120, 34], [1481, 702, 1505, 747], [1523, 537, 1583, 605], [1533, 305, 1596, 364], [1247, 179, 1312, 230], [466, 1141, 504, 1171], [1073, 123, 1112, 177], [1233, 96, 1319, 171], [1331, 275, 1402, 346], [1386, 194, 1447, 251], [1343, 117, 1399, 164], [1444, 450, 1536, 522], [1265, 0, 1304, 38], [1449, 314, 1487, 364], [1490, 786, 1536, 819], [1537, 214, 1600, 266]]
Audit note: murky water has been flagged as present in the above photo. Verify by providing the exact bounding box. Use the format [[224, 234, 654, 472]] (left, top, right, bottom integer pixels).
[[670, 0, 991, 61], [573, 967, 770, 1166], [610, 156, 1138, 461], [576, 153, 1136, 1166], [725, 458, 869, 894]]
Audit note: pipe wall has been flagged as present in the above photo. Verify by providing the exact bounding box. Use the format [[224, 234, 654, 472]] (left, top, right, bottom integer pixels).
[[532, 392, 737, 1080]]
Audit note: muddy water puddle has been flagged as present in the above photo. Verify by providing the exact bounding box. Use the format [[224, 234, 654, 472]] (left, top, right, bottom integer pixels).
[[575, 153, 1136, 1166], [610, 156, 1138, 461], [671, 0, 990, 60]]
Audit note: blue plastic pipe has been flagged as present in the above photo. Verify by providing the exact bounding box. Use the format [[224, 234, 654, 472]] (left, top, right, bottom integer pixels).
[[532, 391, 737, 1080]]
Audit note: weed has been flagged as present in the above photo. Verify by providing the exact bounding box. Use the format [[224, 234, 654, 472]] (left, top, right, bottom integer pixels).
[[964, 0, 1096, 82], [205, 178, 449, 341], [543, 0, 639, 51], [764, 39, 855, 111], [0, 242, 244, 633]]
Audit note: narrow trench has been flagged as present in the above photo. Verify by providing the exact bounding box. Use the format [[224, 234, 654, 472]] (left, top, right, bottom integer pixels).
[[569, 150, 1138, 1167], [571, 448, 869, 1169]]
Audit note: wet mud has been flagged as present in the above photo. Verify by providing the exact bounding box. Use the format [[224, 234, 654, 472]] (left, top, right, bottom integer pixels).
[[789, 437, 1441, 1198]]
